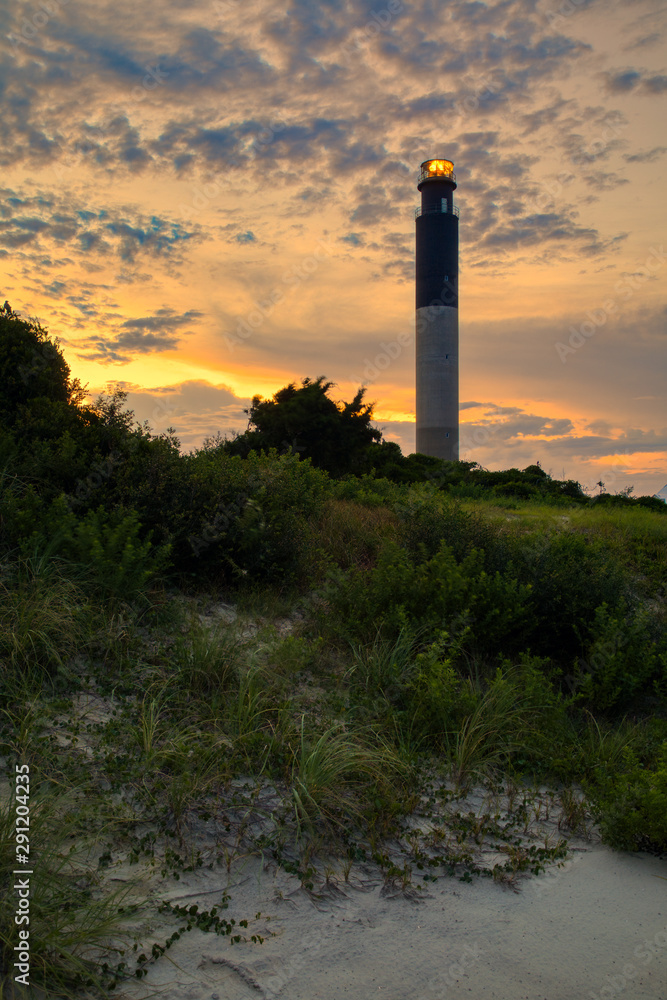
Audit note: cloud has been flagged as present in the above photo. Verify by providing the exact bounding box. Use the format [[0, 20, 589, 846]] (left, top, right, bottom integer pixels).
[[642, 74, 667, 94], [76, 308, 203, 363], [602, 68, 667, 96], [119, 308, 203, 332], [1, 0, 664, 496], [626, 146, 667, 163], [602, 69, 642, 93], [115, 379, 252, 449], [0, 188, 198, 262]]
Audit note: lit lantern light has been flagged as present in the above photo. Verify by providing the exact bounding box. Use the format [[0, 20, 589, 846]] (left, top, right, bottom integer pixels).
[[426, 159, 453, 175]]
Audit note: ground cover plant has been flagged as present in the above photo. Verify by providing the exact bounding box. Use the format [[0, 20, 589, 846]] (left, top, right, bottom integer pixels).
[[1, 305, 666, 996]]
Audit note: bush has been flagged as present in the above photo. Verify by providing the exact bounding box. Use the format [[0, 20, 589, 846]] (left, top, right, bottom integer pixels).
[[393, 486, 503, 566], [19, 498, 170, 600], [518, 531, 630, 658], [400, 632, 479, 743], [592, 742, 667, 851], [170, 450, 330, 583], [571, 603, 667, 711], [320, 539, 532, 655]]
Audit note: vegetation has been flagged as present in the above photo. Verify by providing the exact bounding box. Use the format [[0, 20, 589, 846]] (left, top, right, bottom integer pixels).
[[1, 304, 666, 996]]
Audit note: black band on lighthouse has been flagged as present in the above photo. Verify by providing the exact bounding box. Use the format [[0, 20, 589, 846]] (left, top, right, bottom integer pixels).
[[415, 157, 460, 463]]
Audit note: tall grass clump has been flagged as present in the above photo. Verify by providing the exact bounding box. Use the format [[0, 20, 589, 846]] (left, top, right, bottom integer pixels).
[[0, 787, 135, 998], [172, 619, 245, 704], [290, 721, 407, 836], [446, 669, 539, 790], [0, 565, 92, 699], [348, 626, 423, 696], [300, 497, 399, 578]]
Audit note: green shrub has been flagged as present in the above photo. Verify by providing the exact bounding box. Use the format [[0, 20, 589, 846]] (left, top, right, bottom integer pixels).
[[321, 539, 532, 656], [400, 632, 479, 743], [348, 628, 477, 745], [592, 742, 667, 851], [21, 498, 170, 600], [331, 474, 404, 508], [173, 450, 330, 583], [492, 481, 539, 500], [518, 531, 630, 658], [393, 485, 503, 566], [571, 603, 667, 711]]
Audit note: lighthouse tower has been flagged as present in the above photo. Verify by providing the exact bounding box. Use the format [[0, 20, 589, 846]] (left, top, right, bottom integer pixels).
[[415, 158, 459, 461]]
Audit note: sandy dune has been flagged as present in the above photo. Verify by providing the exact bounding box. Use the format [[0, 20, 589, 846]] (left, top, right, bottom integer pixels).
[[120, 842, 667, 1000]]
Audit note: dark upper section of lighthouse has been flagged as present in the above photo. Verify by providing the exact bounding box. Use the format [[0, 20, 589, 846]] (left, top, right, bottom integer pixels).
[[417, 158, 457, 215], [415, 158, 459, 309]]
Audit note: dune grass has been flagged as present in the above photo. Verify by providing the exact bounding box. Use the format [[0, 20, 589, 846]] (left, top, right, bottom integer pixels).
[[0, 785, 136, 999], [290, 720, 409, 837]]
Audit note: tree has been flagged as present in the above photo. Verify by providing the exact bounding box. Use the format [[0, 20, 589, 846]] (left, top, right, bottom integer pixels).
[[225, 376, 382, 476], [0, 301, 86, 429]]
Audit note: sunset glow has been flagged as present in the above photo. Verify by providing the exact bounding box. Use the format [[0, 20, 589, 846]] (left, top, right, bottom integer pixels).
[[2, 0, 665, 493]]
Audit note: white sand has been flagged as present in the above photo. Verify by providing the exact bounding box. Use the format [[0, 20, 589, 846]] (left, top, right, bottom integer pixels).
[[118, 842, 667, 1000]]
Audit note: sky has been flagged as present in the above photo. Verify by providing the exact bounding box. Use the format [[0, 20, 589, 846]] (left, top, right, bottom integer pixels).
[[1, 0, 666, 495]]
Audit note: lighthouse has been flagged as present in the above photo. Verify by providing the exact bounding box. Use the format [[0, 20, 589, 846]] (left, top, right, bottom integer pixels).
[[415, 158, 459, 461]]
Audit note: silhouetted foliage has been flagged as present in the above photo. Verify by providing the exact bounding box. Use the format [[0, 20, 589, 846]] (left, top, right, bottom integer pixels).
[[0, 301, 87, 427], [224, 376, 381, 476]]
